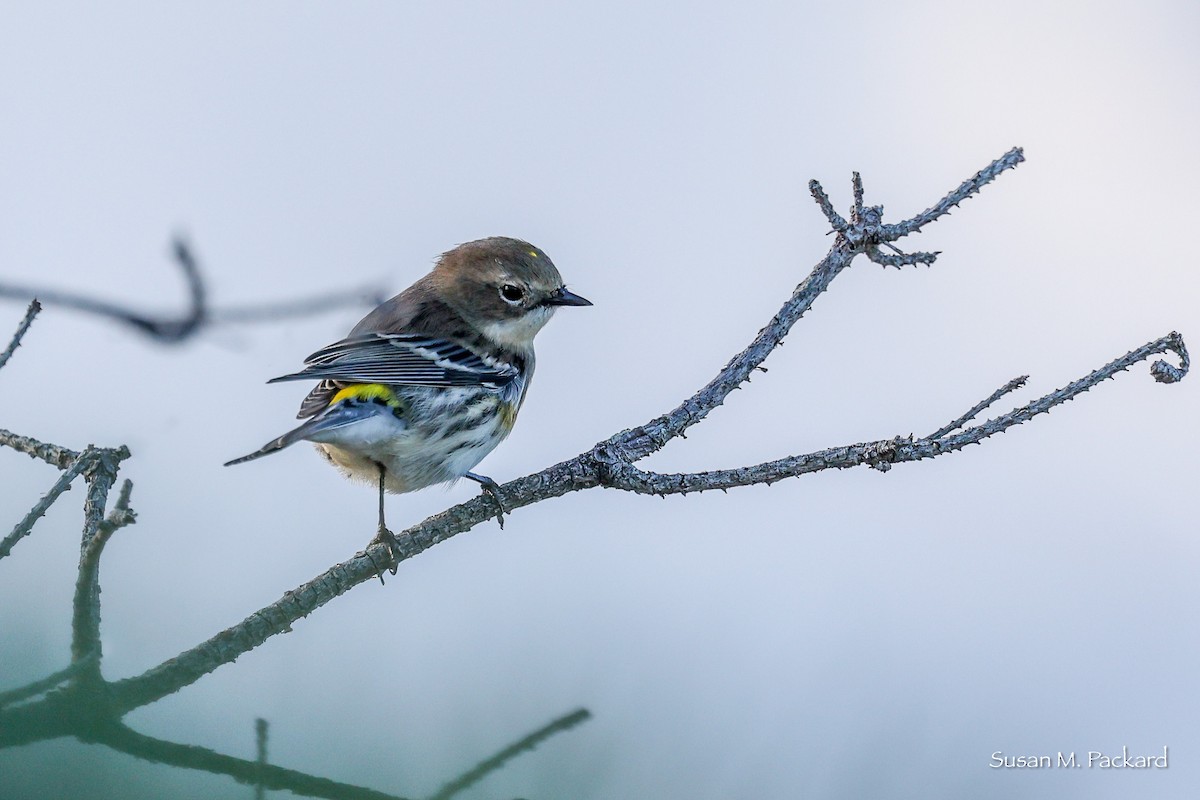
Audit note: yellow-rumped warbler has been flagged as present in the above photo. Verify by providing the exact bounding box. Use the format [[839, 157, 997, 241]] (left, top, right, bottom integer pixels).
[[225, 237, 590, 554]]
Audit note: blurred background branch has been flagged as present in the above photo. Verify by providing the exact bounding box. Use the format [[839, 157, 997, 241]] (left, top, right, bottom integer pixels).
[[0, 238, 389, 344]]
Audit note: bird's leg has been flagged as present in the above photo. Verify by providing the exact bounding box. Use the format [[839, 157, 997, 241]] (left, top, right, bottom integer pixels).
[[367, 463, 400, 581], [464, 471, 506, 529]]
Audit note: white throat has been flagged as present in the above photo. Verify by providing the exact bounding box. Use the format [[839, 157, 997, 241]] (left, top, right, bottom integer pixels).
[[478, 306, 554, 350]]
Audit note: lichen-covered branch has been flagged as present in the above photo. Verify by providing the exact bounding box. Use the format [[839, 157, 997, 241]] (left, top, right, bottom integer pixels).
[[80, 147, 1180, 718], [72, 447, 132, 669], [597, 331, 1186, 494], [607, 148, 1025, 464], [0, 150, 1187, 800], [928, 375, 1029, 440], [100, 479, 137, 536], [0, 446, 96, 562], [884, 146, 1026, 238], [0, 427, 81, 469]]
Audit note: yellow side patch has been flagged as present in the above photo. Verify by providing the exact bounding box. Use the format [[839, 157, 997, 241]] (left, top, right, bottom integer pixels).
[[330, 383, 402, 409], [499, 401, 520, 433]]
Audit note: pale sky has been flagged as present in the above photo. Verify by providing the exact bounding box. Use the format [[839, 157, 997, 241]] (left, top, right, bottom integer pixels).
[[2, 2, 1198, 798]]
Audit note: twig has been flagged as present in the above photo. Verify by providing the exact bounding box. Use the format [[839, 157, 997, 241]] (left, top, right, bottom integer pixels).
[[428, 708, 592, 800], [71, 447, 132, 670], [0, 300, 41, 372], [255, 718, 269, 800], [808, 180, 848, 232], [609, 150, 1025, 466], [0, 447, 96, 562], [601, 333, 1185, 490], [865, 244, 940, 268], [0, 428, 81, 469], [884, 146, 1026, 238], [99, 479, 137, 536], [0, 238, 385, 344], [210, 288, 389, 323], [98, 722, 411, 800], [928, 375, 1029, 440], [0, 655, 97, 709], [0, 238, 205, 343]]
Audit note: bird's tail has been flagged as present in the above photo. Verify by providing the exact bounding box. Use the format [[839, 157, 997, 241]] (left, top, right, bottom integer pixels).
[[223, 403, 374, 467]]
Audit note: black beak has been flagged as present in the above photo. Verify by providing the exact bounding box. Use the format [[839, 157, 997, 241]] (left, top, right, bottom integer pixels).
[[544, 287, 593, 307]]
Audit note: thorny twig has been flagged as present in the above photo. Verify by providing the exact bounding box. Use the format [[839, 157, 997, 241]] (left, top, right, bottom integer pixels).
[[72, 447, 132, 669], [0, 446, 97, 562], [928, 375, 1029, 441]]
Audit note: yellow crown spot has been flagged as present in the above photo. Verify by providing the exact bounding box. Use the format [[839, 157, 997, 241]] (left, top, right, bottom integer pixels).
[[330, 383, 402, 409], [528, 250, 539, 259]]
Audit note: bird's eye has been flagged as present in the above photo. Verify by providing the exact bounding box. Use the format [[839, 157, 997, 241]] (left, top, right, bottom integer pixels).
[[499, 284, 524, 303]]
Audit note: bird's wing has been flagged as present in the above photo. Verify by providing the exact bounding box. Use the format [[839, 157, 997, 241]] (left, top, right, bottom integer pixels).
[[268, 333, 519, 389]]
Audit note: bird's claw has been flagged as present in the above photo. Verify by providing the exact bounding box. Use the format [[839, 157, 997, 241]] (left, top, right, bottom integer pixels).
[[366, 525, 401, 583], [465, 472, 507, 529]]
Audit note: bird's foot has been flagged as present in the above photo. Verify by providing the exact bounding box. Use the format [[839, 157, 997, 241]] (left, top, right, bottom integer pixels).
[[465, 472, 506, 529], [366, 524, 401, 584]]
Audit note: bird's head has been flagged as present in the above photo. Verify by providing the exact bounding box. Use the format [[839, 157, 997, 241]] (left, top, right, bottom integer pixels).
[[433, 237, 591, 350]]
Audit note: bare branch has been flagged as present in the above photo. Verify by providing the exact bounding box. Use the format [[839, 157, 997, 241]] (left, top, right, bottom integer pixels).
[[0, 238, 205, 343], [0, 654, 97, 709], [602, 248, 851, 465], [97, 722, 412, 800], [1151, 337, 1190, 383], [255, 718, 269, 800], [100, 149, 1149, 715], [865, 245, 940, 268], [808, 179, 848, 231], [0, 237, 385, 344], [0, 150, 1186, 771], [883, 146, 1025, 239], [928, 375, 1029, 440], [99, 479, 137, 536], [210, 287, 390, 323], [103, 453, 598, 713], [0, 428, 81, 469], [71, 446, 132, 670], [940, 330, 1188, 440], [599, 332, 1185, 492], [0, 300, 41, 372], [0, 446, 96, 562], [606, 150, 1025, 467], [428, 708, 592, 800]]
